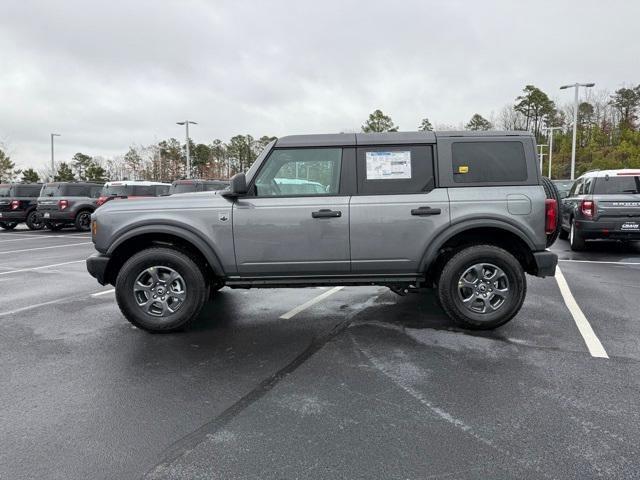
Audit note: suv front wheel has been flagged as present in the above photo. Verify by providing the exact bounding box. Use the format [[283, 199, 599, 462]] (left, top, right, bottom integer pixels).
[[115, 247, 208, 333], [437, 245, 526, 330]]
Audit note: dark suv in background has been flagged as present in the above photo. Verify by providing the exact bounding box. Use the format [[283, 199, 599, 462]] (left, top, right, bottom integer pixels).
[[96, 181, 170, 207], [560, 169, 640, 250], [169, 179, 229, 194], [37, 182, 103, 231], [0, 183, 44, 230]]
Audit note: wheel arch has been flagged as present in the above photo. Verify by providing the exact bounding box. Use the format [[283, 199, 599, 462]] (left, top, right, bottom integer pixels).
[[422, 220, 538, 282], [104, 225, 224, 286]]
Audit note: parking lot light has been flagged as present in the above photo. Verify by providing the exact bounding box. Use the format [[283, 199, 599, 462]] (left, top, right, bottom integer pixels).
[[560, 83, 595, 180], [176, 121, 197, 179]]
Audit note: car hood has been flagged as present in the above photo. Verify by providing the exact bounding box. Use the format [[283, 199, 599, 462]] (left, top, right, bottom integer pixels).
[[97, 191, 232, 213]]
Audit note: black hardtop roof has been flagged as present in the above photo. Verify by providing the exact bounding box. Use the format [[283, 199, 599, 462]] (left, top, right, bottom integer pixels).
[[275, 130, 533, 147]]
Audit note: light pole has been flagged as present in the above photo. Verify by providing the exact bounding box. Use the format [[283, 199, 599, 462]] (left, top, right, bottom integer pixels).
[[560, 82, 594, 180], [50, 133, 60, 178], [537, 144, 547, 173], [176, 121, 197, 178], [543, 126, 562, 179]]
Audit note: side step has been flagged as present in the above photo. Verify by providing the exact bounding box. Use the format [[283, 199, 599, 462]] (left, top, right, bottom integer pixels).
[[225, 273, 424, 289]]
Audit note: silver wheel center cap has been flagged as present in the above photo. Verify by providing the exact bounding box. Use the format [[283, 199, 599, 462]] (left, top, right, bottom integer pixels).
[[479, 284, 487, 292], [156, 286, 165, 295]]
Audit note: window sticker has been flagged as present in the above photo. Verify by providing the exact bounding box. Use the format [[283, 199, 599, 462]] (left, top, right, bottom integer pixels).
[[366, 151, 412, 180]]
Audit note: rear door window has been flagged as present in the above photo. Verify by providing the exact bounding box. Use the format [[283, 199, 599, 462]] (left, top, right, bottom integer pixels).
[[356, 145, 434, 194], [64, 185, 90, 196], [155, 185, 170, 196], [452, 141, 527, 183]]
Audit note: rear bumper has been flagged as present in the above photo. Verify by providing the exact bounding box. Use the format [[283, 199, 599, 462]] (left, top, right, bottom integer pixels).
[[36, 210, 75, 223], [0, 211, 28, 222], [532, 250, 557, 277], [575, 219, 640, 240], [86, 253, 110, 285]]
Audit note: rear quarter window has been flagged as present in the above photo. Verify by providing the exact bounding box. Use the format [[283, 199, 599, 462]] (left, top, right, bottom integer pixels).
[[452, 141, 527, 183]]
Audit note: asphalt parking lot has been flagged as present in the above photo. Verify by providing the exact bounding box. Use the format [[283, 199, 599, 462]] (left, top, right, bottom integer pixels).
[[1, 227, 639, 480]]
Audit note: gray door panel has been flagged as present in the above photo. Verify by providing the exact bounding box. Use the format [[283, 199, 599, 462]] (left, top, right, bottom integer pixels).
[[349, 189, 450, 273], [233, 197, 350, 275]]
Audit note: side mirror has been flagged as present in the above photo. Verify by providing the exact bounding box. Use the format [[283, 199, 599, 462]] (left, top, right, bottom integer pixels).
[[222, 173, 247, 198]]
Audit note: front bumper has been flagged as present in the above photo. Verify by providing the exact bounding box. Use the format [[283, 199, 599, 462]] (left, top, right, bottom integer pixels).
[[86, 253, 110, 285], [0, 211, 28, 222], [532, 250, 557, 277]]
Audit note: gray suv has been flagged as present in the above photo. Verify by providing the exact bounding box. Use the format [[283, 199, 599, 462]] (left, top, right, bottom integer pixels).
[[559, 169, 640, 250], [87, 131, 559, 333], [37, 182, 103, 231]]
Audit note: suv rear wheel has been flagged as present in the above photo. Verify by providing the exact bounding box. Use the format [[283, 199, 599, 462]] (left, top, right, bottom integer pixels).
[[75, 210, 92, 232], [115, 247, 208, 333], [569, 218, 586, 251], [26, 210, 44, 230], [437, 245, 526, 330]]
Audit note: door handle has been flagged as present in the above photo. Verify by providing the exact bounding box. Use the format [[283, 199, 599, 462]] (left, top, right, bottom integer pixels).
[[312, 209, 342, 218], [411, 206, 441, 216]]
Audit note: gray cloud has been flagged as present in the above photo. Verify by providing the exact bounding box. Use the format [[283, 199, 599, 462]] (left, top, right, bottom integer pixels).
[[1, 0, 639, 169]]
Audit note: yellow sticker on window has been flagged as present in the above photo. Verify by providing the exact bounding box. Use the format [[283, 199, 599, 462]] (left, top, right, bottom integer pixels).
[[458, 165, 469, 174]]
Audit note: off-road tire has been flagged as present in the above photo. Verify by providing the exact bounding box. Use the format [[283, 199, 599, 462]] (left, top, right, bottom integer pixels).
[[115, 247, 207, 333], [26, 210, 44, 230], [437, 245, 526, 330], [541, 177, 561, 247]]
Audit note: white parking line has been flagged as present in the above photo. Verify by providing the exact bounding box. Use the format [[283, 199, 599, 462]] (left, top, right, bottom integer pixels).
[[0, 242, 91, 254], [0, 235, 67, 244], [279, 286, 344, 319], [0, 260, 86, 276], [91, 289, 115, 297], [555, 266, 609, 359], [559, 259, 640, 266]]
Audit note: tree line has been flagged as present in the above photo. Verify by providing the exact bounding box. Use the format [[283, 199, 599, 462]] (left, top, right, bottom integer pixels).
[[1, 82, 639, 184]]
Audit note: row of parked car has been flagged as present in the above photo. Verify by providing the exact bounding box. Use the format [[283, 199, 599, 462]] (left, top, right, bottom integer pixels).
[[0, 178, 229, 232]]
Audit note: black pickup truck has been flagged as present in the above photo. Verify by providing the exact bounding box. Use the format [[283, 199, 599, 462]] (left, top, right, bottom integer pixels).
[[0, 183, 44, 230]]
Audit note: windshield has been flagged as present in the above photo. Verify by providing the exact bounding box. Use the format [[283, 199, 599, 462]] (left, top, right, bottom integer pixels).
[[102, 185, 131, 196], [0, 185, 10, 197], [552, 180, 574, 198], [41, 185, 62, 197], [170, 183, 196, 194], [245, 140, 276, 183], [594, 176, 640, 194]]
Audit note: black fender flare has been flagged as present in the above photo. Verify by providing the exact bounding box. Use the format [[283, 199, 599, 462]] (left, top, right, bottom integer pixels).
[[106, 222, 225, 276], [419, 217, 538, 272]]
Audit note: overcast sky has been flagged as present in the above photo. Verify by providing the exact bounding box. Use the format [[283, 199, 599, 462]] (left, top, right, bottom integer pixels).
[[1, 0, 639, 170]]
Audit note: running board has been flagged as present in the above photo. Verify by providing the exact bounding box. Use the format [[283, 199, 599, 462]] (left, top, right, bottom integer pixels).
[[224, 273, 423, 289]]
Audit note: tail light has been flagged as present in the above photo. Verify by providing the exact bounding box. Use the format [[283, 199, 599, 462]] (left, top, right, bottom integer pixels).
[[545, 198, 558, 234], [58, 199, 69, 210], [10, 200, 20, 210], [580, 199, 596, 219]]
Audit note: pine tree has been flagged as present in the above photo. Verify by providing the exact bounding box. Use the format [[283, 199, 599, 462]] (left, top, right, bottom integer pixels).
[[361, 109, 399, 133]]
